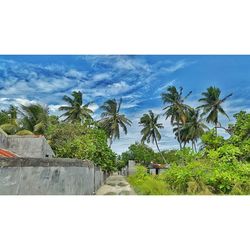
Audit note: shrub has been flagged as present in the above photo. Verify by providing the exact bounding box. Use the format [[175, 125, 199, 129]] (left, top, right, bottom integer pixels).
[[47, 123, 117, 172], [129, 161, 250, 195], [128, 165, 173, 195], [16, 129, 34, 135]]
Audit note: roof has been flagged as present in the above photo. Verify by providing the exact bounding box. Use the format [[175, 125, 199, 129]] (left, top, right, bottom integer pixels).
[[0, 148, 18, 158], [148, 162, 169, 169]]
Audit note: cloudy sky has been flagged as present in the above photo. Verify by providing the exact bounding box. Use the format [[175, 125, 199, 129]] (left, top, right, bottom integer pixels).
[[0, 55, 250, 154]]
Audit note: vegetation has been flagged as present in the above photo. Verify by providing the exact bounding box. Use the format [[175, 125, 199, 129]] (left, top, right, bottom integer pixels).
[[59, 91, 93, 123], [20, 104, 49, 134], [162, 86, 192, 149], [99, 98, 132, 147], [139, 110, 166, 163], [127, 111, 250, 195], [46, 122, 116, 172], [198, 86, 232, 134], [1, 84, 249, 194]]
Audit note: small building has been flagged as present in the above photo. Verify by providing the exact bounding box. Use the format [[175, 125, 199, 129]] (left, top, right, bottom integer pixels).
[[0, 132, 54, 158], [147, 162, 169, 175]]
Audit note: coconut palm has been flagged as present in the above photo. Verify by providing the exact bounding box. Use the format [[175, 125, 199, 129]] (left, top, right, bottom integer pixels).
[[59, 91, 93, 123], [162, 86, 192, 149], [99, 98, 132, 147], [20, 104, 49, 134], [198, 86, 232, 134], [179, 108, 208, 151], [139, 110, 166, 163]]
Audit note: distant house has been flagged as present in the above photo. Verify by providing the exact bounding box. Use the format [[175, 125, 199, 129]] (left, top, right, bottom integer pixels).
[[0, 131, 54, 158], [147, 162, 169, 175]]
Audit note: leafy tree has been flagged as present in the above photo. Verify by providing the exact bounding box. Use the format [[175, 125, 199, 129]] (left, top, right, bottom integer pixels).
[[139, 110, 166, 162], [47, 123, 116, 172], [201, 129, 225, 150], [99, 98, 132, 147], [121, 143, 156, 166], [227, 111, 250, 161], [162, 86, 192, 149], [59, 91, 93, 123], [229, 111, 250, 140], [198, 86, 232, 134]]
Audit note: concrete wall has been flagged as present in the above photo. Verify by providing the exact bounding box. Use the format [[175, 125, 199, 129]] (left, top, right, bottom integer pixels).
[[0, 158, 107, 195], [0, 133, 54, 158], [0, 130, 8, 147], [128, 160, 136, 175]]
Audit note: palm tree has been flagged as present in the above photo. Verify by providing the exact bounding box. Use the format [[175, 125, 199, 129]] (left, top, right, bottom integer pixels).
[[59, 91, 93, 123], [162, 86, 192, 149], [20, 104, 49, 134], [180, 108, 208, 151], [139, 110, 166, 163], [99, 98, 132, 147], [198, 86, 232, 134]]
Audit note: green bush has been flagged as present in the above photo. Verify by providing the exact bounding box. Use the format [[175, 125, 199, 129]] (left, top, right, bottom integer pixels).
[[128, 162, 250, 195], [128, 166, 173, 195], [15, 129, 34, 135], [47, 123, 117, 172]]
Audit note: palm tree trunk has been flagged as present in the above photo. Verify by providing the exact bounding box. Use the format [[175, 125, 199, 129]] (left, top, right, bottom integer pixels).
[[177, 122, 182, 150], [192, 140, 197, 152], [109, 136, 113, 147], [215, 116, 218, 136], [155, 139, 167, 164]]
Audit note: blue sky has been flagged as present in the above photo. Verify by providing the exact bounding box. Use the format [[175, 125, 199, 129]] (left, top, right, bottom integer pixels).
[[0, 55, 250, 154]]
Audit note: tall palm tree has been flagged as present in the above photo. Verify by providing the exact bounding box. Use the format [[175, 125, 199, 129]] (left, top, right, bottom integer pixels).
[[198, 86, 232, 134], [99, 98, 132, 147], [139, 110, 166, 163], [59, 91, 93, 123], [20, 104, 49, 134], [162, 86, 192, 149]]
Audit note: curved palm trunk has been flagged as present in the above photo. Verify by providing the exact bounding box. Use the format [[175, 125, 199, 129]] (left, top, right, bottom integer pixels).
[[155, 138, 167, 164]]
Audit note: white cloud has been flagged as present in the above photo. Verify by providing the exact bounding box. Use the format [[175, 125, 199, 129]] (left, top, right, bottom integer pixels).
[[164, 60, 194, 73], [15, 98, 38, 106], [88, 103, 99, 112], [48, 104, 62, 112], [92, 73, 111, 81], [121, 102, 138, 109], [65, 69, 85, 79], [114, 57, 150, 72], [106, 81, 135, 96], [155, 80, 176, 94]]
